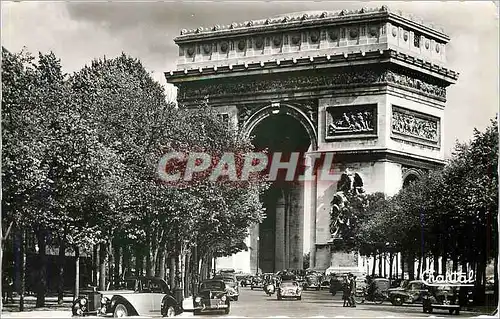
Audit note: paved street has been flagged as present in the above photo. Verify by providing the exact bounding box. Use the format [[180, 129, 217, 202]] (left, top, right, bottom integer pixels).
[[1, 286, 486, 318]]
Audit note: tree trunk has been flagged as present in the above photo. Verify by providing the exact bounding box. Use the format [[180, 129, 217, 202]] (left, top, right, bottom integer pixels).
[[408, 253, 415, 281], [371, 253, 376, 277], [19, 229, 26, 312], [389, 253, 394, 279], [74, 246, 80, 300], [135, 246, 143, 277], [400, 253, 404, 279], [383, 253, 387, 278], [57, 233, 66, 304], [433, 252, 439, 274], [452, 254, 458, 272], [99, 242, 107, 291], [378, 253, 383, 277], [114, 244, 120, 285], [184, 253, 190, 297], [108, 240, 114, 289], [416, 255, 422, 279], [35, 230, 47, 308], [93, 245, 99, 286], [158, 250, 166, 279], [441, 252, 447, 276], [170, 255, 176, 289], [122, 245, 129, 279]]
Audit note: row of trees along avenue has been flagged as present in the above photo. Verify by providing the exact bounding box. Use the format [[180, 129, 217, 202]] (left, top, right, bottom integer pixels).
[[1, 47, 269, 309], [330, 118, 498, 304]]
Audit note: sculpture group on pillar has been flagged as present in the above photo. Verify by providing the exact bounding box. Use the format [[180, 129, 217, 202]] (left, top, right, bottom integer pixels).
[[329, 169, 365, 240]]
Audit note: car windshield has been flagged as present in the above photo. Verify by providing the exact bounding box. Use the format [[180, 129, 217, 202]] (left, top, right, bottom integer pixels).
[[200, 281, 225, 291], [281, 282, 298, 288], [116, 279, 137, 291]]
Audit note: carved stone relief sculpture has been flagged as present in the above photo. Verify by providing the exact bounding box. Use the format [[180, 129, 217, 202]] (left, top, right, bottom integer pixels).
[[391, 108, 439, 143], [326, 105, 376, 138], [176, 69, 446, 102]]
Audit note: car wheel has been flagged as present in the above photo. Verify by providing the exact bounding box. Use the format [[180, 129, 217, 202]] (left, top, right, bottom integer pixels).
[[113, 304, 128, 317], [193, 309, 201, 316], [277, 295, 282, 300], [374, 293, 385, 304], [297, 296, 302, 301], [224, 304, 230, 314], [164, 305, 176, 317], [391, 296, 404, 306], [251, 286, 254, 290], [316, 287, 320, 291], [233, 296, 238, 301], [455, 309, 460, 315], [331, 291, 337, 296]]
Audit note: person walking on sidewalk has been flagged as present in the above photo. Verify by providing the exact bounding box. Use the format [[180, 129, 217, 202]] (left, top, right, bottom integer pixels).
[[348, 274, 357, 308], [342, 275, 351, 307]]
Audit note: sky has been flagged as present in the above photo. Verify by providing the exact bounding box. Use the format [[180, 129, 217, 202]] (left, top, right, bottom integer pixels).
[[2, 1, 499, 157]]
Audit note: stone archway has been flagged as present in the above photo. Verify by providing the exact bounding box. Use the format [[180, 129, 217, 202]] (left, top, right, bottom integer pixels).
[[241, 102, 318, 151], [402, 169, 423, 189], [246, 104, 316, 273]]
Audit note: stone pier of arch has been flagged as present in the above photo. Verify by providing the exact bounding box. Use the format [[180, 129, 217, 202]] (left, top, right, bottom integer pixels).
[[165, 7, 458, 275]]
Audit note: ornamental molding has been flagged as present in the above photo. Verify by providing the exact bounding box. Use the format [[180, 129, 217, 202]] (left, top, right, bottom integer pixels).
[[177, 6, 447, 41], [176, 69, 447, 101], [401, 166, 427, 180], [391, 105, 440, 147], [238, 100, 318, 129]]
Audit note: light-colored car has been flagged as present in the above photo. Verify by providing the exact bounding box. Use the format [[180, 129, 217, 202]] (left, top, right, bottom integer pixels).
[[277, 280, 302, 300], [213, 275, 239, 301], [71, 277, 182, 317]]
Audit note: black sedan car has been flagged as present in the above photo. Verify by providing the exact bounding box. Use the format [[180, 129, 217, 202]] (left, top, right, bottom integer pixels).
[[193, 279, 230, 315]]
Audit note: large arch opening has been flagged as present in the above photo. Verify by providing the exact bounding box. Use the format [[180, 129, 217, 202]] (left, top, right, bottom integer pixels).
[[250, 111, 312, 273]]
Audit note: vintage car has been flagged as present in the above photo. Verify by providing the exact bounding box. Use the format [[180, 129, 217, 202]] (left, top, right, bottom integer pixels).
[[304, 273, 321, 291], [213, 275, 239, 301], [277, 280, 303, 300], [422, 286, 461, 315], [388, 280, 428, 306], [236, 274, 252, 287], [71, 276, 182, 317], [251, 275, 264, 290], [193, 279, 230, 315]]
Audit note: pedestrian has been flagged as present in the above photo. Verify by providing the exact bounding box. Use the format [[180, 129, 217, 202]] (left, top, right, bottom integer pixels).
[[2, 272, 14, 304], [342, 275, 350, 307], [349, 274, 357, 307]]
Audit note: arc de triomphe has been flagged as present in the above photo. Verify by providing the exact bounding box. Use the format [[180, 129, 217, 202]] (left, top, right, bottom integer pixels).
[[165, 6, 458, 274]]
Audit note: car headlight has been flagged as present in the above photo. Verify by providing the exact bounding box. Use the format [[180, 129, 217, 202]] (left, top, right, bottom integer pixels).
[[101, 296, 109, 305], [80, 298, 87, 305], [195, 297, 202, 303], [221, 296, 227, 302]]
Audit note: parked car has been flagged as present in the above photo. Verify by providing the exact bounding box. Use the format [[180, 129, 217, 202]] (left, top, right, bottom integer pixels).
[[422, 286, 460, 315], [277, 280, 303, 300], [251, 275, 264, 290], [213, 275, 239, 301], [71, 277, 182, 317], [388, 280, 428, 306], [193, 279, 230, 315]]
